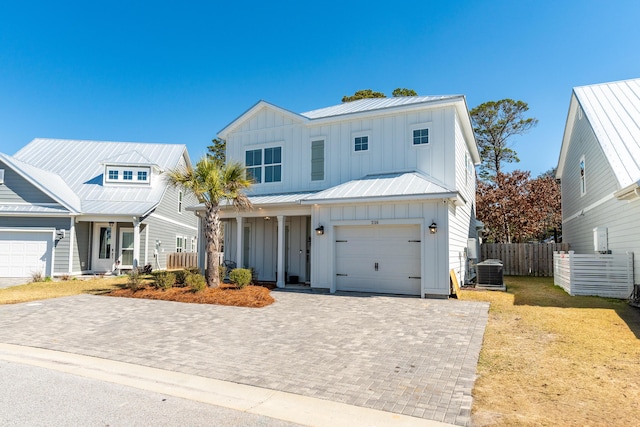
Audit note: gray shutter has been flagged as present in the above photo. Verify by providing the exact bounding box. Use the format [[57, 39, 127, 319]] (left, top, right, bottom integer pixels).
[[311, 140, 324, 181]]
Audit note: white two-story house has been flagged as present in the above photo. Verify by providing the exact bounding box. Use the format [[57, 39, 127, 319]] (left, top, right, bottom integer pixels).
[[201, 96, 480, 297]]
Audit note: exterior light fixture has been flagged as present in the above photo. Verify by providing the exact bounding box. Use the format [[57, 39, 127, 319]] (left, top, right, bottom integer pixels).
[[315, 225, 325, 235], [109, 221, 114, 227], [264, 216, 271, 221], [429, 222, 437, 234]]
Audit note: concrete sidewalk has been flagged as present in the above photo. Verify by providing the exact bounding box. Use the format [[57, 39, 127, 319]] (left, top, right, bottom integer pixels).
[[0, 343, 456, 427]]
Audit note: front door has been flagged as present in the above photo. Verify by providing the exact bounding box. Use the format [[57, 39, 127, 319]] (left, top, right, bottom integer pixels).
[[92, 223, 114, 273]]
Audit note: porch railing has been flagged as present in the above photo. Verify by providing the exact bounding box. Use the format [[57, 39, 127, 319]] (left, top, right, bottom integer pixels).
[[167, 252, 198, 270]]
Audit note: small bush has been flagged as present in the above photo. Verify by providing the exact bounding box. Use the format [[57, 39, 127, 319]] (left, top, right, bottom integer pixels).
[[127, 269, 143, 291], [174, 270, 188, 286], [218, 265, 227, 282], [31, 271, 44, 283], [44, 276, 53, 282], [186, 273, 206, 292], [152, 271, 176, 290], [229, 268, 252, 289], [60, 274, 72, 281]]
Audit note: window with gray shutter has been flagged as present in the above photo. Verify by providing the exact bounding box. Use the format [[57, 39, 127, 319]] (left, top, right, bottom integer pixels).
[[311, 140, 324, 181]]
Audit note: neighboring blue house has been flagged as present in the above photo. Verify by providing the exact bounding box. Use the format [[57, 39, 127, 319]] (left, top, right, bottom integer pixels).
[[0, 139, 198, 278], [556, 78, 640, 294]]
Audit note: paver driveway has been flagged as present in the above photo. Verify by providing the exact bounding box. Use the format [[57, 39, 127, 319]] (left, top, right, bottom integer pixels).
[[0, 290, 488, 426]]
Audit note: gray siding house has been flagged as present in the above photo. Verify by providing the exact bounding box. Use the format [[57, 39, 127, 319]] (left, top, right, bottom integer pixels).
[[0, 139, 198, 277], [556, 78, 640, 284]]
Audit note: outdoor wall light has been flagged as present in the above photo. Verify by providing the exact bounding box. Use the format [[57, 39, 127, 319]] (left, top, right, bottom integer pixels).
[[264, 216, 271, 221], [109, 221, 114, 227], [429, 222, 438, 234], [315, 225, 325, 235]]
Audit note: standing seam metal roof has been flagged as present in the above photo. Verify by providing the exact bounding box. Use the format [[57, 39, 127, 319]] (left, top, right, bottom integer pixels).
[[573, 78, 640, 188], [300, 96, 462, 119]]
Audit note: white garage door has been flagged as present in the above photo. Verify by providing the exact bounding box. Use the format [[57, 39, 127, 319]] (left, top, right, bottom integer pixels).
[[335, 225, 421, 295], [0, 230, 53, 278]]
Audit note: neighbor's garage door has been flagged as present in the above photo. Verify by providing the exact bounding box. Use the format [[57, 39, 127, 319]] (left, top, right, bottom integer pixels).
[[0, 230, 52, 277], [335, 225, 421, 295]]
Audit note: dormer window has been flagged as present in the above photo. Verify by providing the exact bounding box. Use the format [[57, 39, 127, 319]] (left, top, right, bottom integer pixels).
[[105, 165, 151, 185]]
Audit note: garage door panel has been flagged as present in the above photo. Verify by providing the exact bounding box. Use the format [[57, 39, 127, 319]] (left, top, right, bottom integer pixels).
[[335, 225, 421, 295], [0, 231, 52, 278]]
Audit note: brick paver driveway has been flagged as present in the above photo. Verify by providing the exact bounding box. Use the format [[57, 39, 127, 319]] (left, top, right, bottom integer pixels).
[[0, 290, 488, 426]]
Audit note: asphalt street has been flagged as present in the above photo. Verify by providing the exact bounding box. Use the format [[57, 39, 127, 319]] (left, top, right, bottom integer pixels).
[[0, 360, 302, 427]]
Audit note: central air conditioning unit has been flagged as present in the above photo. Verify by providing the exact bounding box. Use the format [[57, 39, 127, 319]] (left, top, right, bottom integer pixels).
[[476, 259, 504, 290]]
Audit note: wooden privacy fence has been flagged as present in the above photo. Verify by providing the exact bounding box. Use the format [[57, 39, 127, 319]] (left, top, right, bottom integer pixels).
[[553, 251, 634, 299], [480, 243, 569, 276], [167, 252, 198, 270]]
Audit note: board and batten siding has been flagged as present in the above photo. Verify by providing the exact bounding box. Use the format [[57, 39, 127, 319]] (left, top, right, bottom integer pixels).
[[447, 116, 477, 286], [0, 160, 57, 204], [561, 102, 640, 283], [311, 200, 449, 296], [226, 105, 458, 197]]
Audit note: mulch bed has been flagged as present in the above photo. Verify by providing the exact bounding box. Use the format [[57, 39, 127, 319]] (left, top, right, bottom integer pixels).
[[106, 283, 275, 308]]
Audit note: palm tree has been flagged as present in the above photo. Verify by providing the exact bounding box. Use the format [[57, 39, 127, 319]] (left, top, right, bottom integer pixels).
[[166, 157, 252, 287]]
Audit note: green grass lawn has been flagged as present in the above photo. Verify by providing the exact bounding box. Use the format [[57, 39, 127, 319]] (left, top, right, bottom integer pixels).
[[0, 276, 126, 304]]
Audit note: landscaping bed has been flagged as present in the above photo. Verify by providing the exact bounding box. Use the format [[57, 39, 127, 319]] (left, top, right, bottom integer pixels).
[[106, 283, 275, 308]]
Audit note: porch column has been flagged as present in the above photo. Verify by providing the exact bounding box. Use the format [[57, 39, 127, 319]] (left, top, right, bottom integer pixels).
[[133, 217, 140, 269], [68, 217, 76, 274], [277, 215, 285, 288], [236, 216, 244, 268]]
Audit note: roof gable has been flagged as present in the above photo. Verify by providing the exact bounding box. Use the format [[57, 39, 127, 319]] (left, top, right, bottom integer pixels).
[[218, 100, 308, 139], [557, 78, 640, 187], [0, 153, 81, 212]]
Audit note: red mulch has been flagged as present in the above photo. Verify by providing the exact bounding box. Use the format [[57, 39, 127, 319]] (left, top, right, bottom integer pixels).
[[106, 284, 275, 308]]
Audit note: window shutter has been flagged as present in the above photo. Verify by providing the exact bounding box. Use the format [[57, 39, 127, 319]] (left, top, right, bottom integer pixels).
[[311, 140, 324, 181]]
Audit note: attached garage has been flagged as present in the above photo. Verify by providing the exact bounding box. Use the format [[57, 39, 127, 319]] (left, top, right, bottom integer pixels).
[[335, 224, 422, 295], [0, 229, 54, 278]]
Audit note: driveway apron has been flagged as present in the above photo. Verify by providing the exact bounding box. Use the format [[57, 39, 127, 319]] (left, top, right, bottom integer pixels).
[[0, 291, 488, 426]]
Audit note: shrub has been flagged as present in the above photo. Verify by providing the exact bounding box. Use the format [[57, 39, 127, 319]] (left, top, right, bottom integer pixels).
[[43, 276, 53, 282], [60, 274, 72, 281], [30, 271, 44, 283], [152, 271, 176, 290], [127, 268, 143, 291], [174, 270, 188, 286], [186, 273, 206, 292], [229, 268, 252, 289], [218, 265, 227, 283]]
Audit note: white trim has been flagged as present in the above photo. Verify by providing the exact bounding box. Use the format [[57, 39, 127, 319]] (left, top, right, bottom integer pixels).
[[144, 224, 149, 265], [119, 228, 135, 269], [563, 193, 615, 223], [68, 218, 75, 274], [147, 213, 198, 231]]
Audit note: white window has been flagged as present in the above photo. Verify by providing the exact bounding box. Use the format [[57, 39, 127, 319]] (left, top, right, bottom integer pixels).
[[580, 155, 586, 196], [354, 136, 368, 151], [311, 140, 324, 181], [413, 128, 429, 145], [191, 236, 197, 253], [105, 166, 151, 184], [176, 235, 185, 253], [245, 147, 282, 184], [0, 169, 5, 184], [178, 190, 183, 213]]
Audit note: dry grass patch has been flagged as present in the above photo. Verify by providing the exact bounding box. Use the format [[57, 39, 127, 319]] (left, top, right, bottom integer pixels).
[[460, 276, 640, 426], [0, 276, 126, 305], [107, 284, 275, 308]]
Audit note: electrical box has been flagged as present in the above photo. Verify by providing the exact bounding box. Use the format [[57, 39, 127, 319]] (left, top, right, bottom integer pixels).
[[593, 227, 608, 253], [467, 238, 478, 259]]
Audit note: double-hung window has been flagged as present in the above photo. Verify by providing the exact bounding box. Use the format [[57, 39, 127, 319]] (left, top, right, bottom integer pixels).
[[246, 149, 262, 183], [246, 147, 282, 183]]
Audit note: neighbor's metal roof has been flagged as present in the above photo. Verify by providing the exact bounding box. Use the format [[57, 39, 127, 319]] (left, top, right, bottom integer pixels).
[[12, 139, 189, 216], [573, 78, 640, 188], [301, 96, 462, 119], [302, 172, 456, 203], [0, 204, 72, 215]]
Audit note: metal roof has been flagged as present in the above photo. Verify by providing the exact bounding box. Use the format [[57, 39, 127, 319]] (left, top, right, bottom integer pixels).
[[302, 172, 456, 204], [0, 204, 71, 215], [559, 78, 640, 188], [301, 96, 462, 119], [10, 138, 189, 216], [190, 191, 318, 211]]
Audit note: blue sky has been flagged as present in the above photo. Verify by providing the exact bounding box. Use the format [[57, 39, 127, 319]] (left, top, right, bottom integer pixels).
[[1, 1, 639, 176]]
